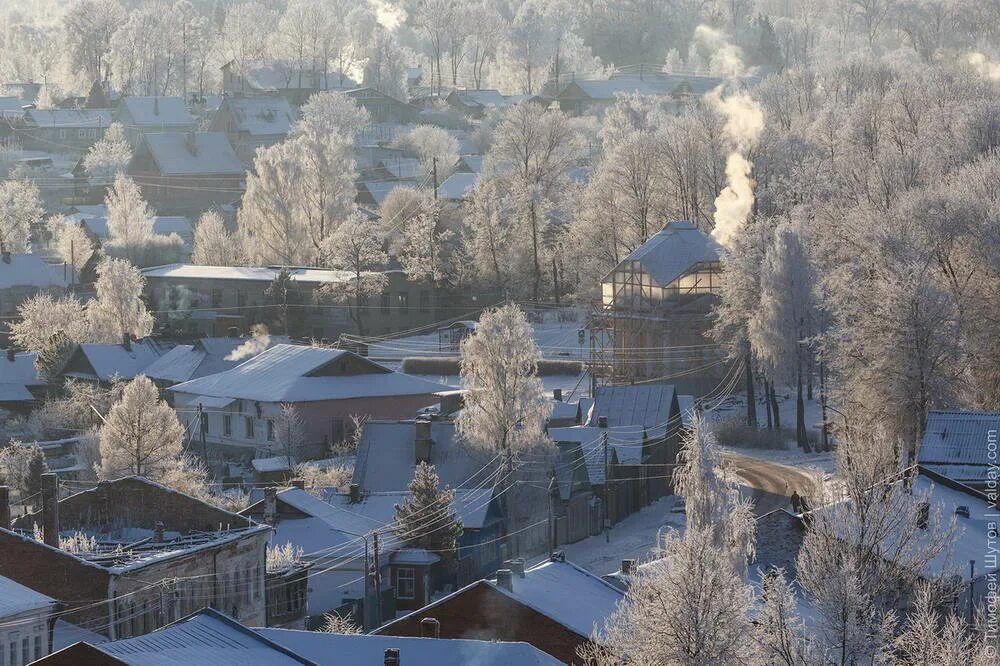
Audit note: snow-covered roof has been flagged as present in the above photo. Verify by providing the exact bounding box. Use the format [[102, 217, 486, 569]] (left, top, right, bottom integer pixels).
[[486, 558, 623, 637], [678, 394, 696, 428], [391, 548, 441, 565], [144, 337, 287, 384], [223, 96, 295, 136], [0, 351, 43, 388], [252, 455, 295, 473], [120, 96, 195, 127], [95, 608, 311, 665], [0, 253, 70, 289], [143, 132, 242, 176], [918, 410, 999, 486], [141, 263, 360, 284], [549, 399, 579, 423], [606, 220, 722, 287], [356, 180, 418, 205], [549, 426, 645, 485], [560, 78, 664, 99], [0, 575, 57, 618], [170, 344, 450, 403], [587, 382, 677, 438], [65, 341, 162, 382], [455, 154, 483, 173], [437, 171, 477, 200], [379, 157, 421, 179], [354, 420, 496, 493], [259, 628, 562, 666], [24, 108, 112, 127], [232, 60, 357, 92]]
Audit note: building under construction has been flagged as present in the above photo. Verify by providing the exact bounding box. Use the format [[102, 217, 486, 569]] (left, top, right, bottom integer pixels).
[[589, 221, 733, 397]]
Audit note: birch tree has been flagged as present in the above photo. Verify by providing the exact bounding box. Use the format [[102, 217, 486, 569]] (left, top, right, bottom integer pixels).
[[83, 122, 131, 184], [99, 375, 184, 479], [319, 213, 388, 336], [295, 91, 370, 141], [0, 179, 42, 254], [46, 215, 94, 275], [104, 174, 154, 263], [394, 125, 459, 182], [10, 294, 90, 353], [192, 211, 243, 266], [86, 258, 155, 344]]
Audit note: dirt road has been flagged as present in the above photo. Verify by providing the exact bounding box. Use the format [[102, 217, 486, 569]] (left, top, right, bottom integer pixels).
[[723, 453, 819, 515]]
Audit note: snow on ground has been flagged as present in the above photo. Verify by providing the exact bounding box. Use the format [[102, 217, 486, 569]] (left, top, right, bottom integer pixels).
[[546, 496, 685, 576], [704, 392, 832, 438], [725, 446, 836, 483]]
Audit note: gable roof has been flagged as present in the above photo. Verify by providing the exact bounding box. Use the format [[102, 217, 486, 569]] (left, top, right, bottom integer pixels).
[[379, 157, 421, 179], [141, 263, 364, 284], [0, 575, 57, 618], [63, 342, 163, 382], [229, 61, 357, 92], [382, 556, 623, 639], [354, 420, 496, 493], [0, 351, 43, 403], [0, 253, 70, 289], [142, 132, 242, 176], [259, 628, 561, 666], [120, 96, 195, 127], [438, 172, 477, 200], [605, 220, 722, 287], [143, 337, 288, 384], [93, 608, 314, 665], [587, 383, 677, 438], [23, 108, 112, 127], [548, 426, 645, 485], [169, 344, 450, 403], [918, 410, 1000, 486], [356, 180, 418, 206]]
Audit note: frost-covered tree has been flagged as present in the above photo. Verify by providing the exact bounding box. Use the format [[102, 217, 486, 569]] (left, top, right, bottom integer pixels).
[[319, 213, 388, 336], [10, 294, 90, 353], [83, 122, 131, 183], [486, 103, 583, 301], [0, 442, 48, 508], [104, 174, 153, 261], [63, 0, 123, 83], [393, 462, 463, 559], [460, 178, 518, 294], [749, 220, 816, 449], [98, 375, 185, 479], [796, 429, 956, 664], [47, 215, 95, 276], [294, 91, 370, 141], [220, 1, 276, 66], [466, 1, 505, 89], [363, 27, 410, 100], [273, 402, 305, 464], [0, 179, 42, 254], [192, 211, 243, 266], [754, 568, 816, 666], [87, 257, 155, 344], [394, 125, 459, 182]]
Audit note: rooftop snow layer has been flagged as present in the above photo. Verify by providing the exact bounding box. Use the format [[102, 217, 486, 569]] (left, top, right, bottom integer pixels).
[[143, 132, 242, 176], [120, 96, 195, 127], [0, 575, 57, 618], [607, 220, 723, 287], [0, 253, 70, 289]]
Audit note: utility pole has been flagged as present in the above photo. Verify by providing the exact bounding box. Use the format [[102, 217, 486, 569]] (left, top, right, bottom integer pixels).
[[432, 156, 438, 200], [548, 474, 556, 553], [363, 534, 371, 631], [969, 560, 975, 626], [603, 430, 610, 543], [372, 531, 383, 627], [198, 403, 208, 468]]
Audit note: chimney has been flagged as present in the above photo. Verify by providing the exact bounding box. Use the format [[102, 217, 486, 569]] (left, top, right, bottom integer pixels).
[[597, 415, 608, 428], [0, 486, 10, 529], [438, 392, 463, 417], [5, 348, 14, 362], [290, 478, 305, 490], [621, 559, 636, 576], [553, 388, 562, 402], [41, 473, 59, 548], [384, 648, 400, 666], [154, 521, 165, 542], [504, 558, 525, 578], [495, 569, 513, 593], [122, 332, 131, 351], [419, 617, 440, 638], [185, 131, 198, 156], [264, 487, 278, 525], [349, 483, 360, 503], [414, 420, 432, 464]]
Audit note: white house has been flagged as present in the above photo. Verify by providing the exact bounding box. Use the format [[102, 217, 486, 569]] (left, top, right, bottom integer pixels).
[[0, 575, 58, 666]]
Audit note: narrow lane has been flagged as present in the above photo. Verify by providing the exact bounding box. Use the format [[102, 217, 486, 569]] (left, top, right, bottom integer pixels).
[[723, 453, 818, 516]]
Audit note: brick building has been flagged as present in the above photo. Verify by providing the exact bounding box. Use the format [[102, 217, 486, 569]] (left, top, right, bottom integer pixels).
[[1, 476, 271, 639]]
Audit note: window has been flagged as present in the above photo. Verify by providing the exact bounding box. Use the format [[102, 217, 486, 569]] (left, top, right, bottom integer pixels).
[[200, 411, 209, 435], [89, 128, 98, 139], [58, 129, 67, 139], [267, 419, 275, 441], [223, 414, 232, 436], [33, 636, 41, 662], [211, 289, 223, 308], [396, 567, 415, 599], [8, 641, 15, 666], [245, 417, 255, 438], [397, 292, 409, 314], [331, 417, 345, 444], [77, 129, 87, 139], [419, 291, 430, 312], [380, 292, 391, 313], [21, 638, 28, 664]]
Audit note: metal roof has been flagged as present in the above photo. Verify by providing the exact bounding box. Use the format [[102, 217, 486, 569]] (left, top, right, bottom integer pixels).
[[587, 383, 677, 438], [918, 410, 999, 485], [604, 220, 723, 287]]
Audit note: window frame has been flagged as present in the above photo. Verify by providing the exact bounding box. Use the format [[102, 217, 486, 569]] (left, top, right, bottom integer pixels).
[[396, 567, 415, 600]]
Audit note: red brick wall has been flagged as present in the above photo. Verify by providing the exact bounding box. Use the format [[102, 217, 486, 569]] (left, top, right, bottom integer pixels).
[[375, 582, 589, 665]]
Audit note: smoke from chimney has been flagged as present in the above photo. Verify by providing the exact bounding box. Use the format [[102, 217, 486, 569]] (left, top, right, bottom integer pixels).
[[226, 325, 271, 361]]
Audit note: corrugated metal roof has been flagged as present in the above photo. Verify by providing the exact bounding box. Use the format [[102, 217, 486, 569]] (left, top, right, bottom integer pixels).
[[0, 575, 56, 618], [918, 410, 999, 484], [144, 132, 242, 176], [587, 383, 677, 438]]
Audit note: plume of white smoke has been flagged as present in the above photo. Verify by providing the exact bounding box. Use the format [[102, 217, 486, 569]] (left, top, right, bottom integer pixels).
[[694, 25, 748, 78], [966, 52, 1000, 80], [695, 25, 765, 249], [226, 324, 271, 362], [370, 0, 405, 31]]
